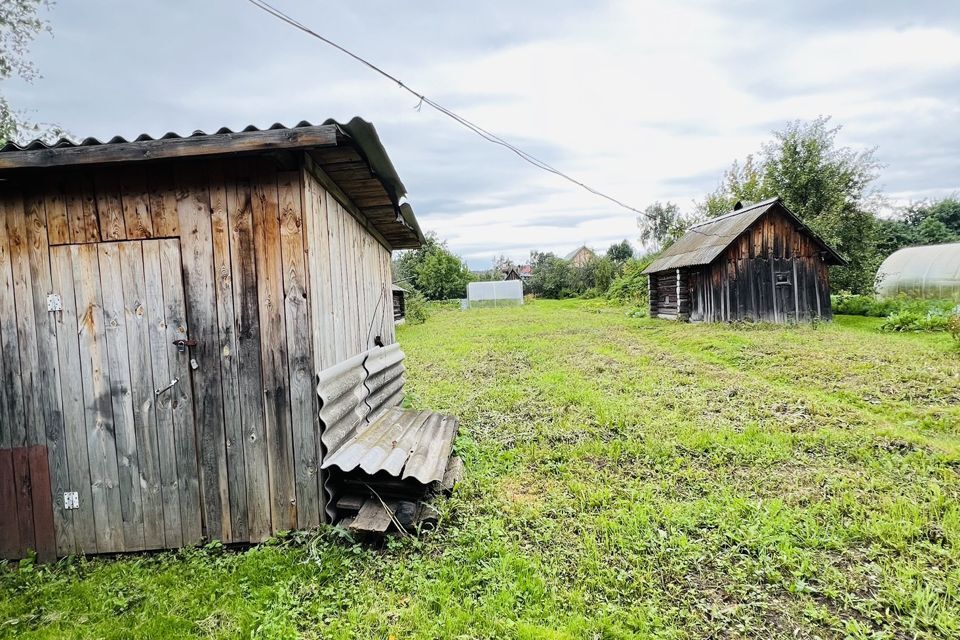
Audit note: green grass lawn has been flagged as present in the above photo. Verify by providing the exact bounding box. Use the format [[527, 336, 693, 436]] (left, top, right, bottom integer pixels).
[[3, 300, 960, 639]]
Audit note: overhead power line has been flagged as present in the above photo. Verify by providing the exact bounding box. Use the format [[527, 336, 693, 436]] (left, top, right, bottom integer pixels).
[[243, 0, 653, 220]]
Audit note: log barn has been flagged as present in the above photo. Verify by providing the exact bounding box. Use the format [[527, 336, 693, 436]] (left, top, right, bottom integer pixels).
[[643, 197, 846, 322], [0, 118, 428, 560]]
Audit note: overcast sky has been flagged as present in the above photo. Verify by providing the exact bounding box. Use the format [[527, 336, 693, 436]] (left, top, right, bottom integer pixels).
[[6, 0, 960, 268]]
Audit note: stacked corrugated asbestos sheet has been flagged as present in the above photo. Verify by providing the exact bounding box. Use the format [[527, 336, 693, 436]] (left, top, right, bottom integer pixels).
[[317, 344, 463, 536]]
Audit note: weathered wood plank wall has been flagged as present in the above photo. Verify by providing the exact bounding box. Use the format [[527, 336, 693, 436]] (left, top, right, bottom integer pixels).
[[689, 211, 832, 323], [0, 153, 397, 558]]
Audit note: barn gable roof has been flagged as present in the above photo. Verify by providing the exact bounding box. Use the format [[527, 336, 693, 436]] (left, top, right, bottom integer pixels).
[[0, 117, 425, 249], [642, 197, 846, 274]]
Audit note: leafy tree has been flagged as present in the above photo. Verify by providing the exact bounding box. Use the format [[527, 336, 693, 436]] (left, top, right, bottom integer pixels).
[[606, 240, 634, 265], [569, 256, 615, 296], [875, 198, 960, 257], [698, 117, 884, 293], [638, 201, 693, 251], [0, 1, 56, 144], [527, 251, 572, 299], [392, 231, 472, 300]]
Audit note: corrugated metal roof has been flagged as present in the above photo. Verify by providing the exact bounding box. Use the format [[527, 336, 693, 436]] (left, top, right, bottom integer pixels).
[[321, 407, 457, 484], [643, 197, 845, 274], [0, 117, 426, 249]]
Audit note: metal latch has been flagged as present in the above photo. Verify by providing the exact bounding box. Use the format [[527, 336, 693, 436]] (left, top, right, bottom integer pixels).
[[47, 293, 62, 312], [64, 492, 79, 510], [155, 377, 180, 396], [172, 339, 198, 353]]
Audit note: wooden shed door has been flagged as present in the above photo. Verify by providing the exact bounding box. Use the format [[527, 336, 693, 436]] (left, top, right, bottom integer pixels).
[[50, 239, 202, 554]]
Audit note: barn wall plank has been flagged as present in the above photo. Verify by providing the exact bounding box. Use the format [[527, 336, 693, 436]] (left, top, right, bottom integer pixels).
[[147, 166, 180, 238], [94, 173, 127, 241], [12, 448, 35, 555], [141, 240, 183, 548], [226, 166, 270, 541], [97, 243, 145, 550], [49, 246, 97, 554], [174, 166, 229, 543], [158, 238, 203, 545], [208, 161, 246, 542], [119, 168, 155, 240], [64, 176, 100, 244], [0, 196, 25, 452], [72, 243, 125, 552], [251, 162, 297, 532], [0, 450, 20, 558], [44, 181, 70, 245], [278, 170, 319, 529], [6, 192, 43, 448], [116, 242, 165, 549], [23, 189, 72, 554]]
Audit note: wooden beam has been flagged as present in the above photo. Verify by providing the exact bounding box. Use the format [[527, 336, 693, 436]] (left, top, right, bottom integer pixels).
[[0, 126, 339, 170]]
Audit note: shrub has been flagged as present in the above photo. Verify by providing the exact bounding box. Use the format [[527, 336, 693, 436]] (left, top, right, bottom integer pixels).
[[404, 289, 430, 325], [949, 314, 960, 343], [607, 256, 654, 304], [879, 308, 953, 332]]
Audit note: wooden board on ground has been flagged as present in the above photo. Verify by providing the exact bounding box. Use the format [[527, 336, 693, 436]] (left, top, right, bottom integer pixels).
[[439, 456, 465, 495], [349, 498, 397, 533]]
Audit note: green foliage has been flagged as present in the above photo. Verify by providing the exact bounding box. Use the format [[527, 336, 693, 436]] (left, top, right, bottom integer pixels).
[[879, 308, 954, 333], [699, 117, 883, 294], [404, 288, 430, 325], [0, 1, 56, 144], [876, 198, 960, 258], [607, 255, 655, 304], [949, 314, 960, 343], [4, 301, 960, 638], [638, 201, 694, 251], [527, 251, 573, 298], [832, 293, 956, 319], [605, 239, 634, 265], [393, 232, 473, 301]]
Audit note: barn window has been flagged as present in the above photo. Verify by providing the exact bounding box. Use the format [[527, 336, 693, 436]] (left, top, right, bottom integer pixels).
[[775, 271, 792, 286]]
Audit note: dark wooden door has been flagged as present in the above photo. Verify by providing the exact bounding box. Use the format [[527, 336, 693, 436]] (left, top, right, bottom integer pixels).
[[49, 239, 202, 554]]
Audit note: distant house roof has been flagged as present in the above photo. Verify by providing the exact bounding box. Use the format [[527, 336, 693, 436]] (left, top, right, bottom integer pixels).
[[564, 245, 595, 261], [642, 197, 846, 274], [0, 118, 425, 249]]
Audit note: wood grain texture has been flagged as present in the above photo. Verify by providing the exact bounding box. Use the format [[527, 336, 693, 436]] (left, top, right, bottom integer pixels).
[[119, 168, 155, 240], [0, 198, 25, 451], [278, 170, 320, 529], [251, 162, 297, 532], [0, 125, 338, 170], [117, 242, 166, 549], [208, 161, 246, 542], [12, 448, 35, 554], [174, 166, 229, 543], [6, 192, 43, 448], [0, 450, 21, 558], [64, 176, 100, 244], [49, 246, 96, 554], [158, 238, 203, 544], [141, 240, 183, 548], [23, 189, 71, 554], [94, 173, 127, 241], [226, 167, 270, 541], [97, 243, 146, 550], [72, 243, 125, 551]]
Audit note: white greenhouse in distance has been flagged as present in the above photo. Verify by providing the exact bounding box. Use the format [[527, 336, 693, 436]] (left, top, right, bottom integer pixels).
[[465, 280, 524, 308], [875, 242, 960, 300]]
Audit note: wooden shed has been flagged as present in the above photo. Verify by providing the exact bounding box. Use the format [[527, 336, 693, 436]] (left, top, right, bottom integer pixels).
[[643, 198, 846, 322], [0, 118, 425, 560]]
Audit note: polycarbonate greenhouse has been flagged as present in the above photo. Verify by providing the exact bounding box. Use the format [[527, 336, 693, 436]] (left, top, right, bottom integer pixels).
[[465, 280, 524, 308], [875, 242, 960, 300]]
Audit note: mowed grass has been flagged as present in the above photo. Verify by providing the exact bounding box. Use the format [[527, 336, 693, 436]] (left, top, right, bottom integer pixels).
[[3, 299, 960, 639]]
